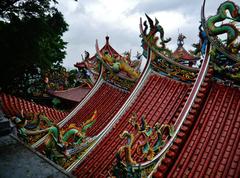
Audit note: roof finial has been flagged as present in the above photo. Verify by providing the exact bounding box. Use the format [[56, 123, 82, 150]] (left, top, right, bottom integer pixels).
[[177, 33, 186, 47], [105, 35, 109, 45]]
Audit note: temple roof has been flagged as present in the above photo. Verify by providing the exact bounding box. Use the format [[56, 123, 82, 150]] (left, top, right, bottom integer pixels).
[[58, 36, 123, 103], [72, 74, 191, 177], [172, 46, 195, 61], [153, 83, 240, 177], [0, 93, 68, 123], [74, 36, 122, 69], [172, 33, 195, 61], [50, 86, 91, 102]]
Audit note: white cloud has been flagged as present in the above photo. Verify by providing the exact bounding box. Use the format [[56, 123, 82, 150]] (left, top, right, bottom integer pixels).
[[151, 11, 189, 33], [55, 0, 230, 69]]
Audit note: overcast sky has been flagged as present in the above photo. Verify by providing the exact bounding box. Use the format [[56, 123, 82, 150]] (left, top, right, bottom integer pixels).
[[56, 0, 226, 69]]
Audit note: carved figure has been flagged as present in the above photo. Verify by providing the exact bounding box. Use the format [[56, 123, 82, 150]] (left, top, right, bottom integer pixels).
[[43, 110, 97, 165], [101, 52, 140, 79], [11, 111, 53, 143], [117, 113, 175, 166], [118, 131, 136, 165], [206, 1, 240, 53], [144, 14, 171, 50]]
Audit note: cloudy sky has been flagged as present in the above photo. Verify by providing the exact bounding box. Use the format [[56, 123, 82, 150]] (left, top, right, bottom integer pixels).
[[56, 0, 226, 69]]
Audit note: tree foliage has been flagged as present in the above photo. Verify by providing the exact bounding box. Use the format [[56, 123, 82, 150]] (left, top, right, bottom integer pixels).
[[45, 63, 80, 92], [0, 0, 68, 97]]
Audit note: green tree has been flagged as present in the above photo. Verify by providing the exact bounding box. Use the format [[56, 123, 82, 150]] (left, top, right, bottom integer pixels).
[[0, 0, 68, 97], [44, 64, 80, 92]]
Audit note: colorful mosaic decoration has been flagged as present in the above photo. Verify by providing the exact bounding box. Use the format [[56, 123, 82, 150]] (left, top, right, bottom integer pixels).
[[11, 111, 54, 144], [42, 110, 97, 169], [112, 113, 174, 177], [96, 41, 141, 90]]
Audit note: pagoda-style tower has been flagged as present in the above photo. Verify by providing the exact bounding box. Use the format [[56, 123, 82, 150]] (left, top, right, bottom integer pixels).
[[74, 36, 122, 84], [172, 33, 197, 67], [74, 36, 121, 71]]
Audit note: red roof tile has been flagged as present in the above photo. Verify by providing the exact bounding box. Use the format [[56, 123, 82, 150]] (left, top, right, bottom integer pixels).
[[72, 74, 190, 177], [154, 83, 240, 178], [50, 86, 90, 102], [62, 82, 129, 137], [75, 36, 121, 69], [0, 93, 68, 123], [172, 46, 195, 61]]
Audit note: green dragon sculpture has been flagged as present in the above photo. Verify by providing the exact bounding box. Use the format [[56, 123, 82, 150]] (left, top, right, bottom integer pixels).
[[130, 116, 174, 161], [203, 1, 240, 85], [12, 111, 54, 144], [101, 52, 140, 79], [206, 1, 240, 53], [113, 113, 174, 177], [43, 110, 97, 168], [96, 41, 140, 90], [117, 113, 174, 164]]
